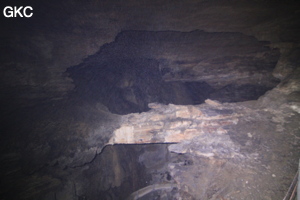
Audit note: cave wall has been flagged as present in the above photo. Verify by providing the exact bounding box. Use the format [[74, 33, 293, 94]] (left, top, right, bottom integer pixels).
[[1, 0, 300, 200], [1, 0, 300, 105], [67, 30, 280, 114]]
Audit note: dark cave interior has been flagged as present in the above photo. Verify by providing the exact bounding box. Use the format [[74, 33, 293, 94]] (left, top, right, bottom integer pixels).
[[1, 30, 282, 199], [3, 28, 279, 199], [1, 1, 300, 200], [67, 30, 280, 115], [0, 30, 285, 200]]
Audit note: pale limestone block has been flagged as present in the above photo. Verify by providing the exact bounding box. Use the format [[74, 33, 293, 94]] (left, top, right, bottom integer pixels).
[[112, 126, 134, 143], [164, 129, 185, 143], [182, 128, 201, 137], [205, 99, 221, 107], [218, 118, 238, 126], [169, 120, 192, 129], [216, 127, 227, 134], [194, 151, 215, 158], [149, 114, 167, 121], [164, 128, 199, 142], [148, 103, 163, 109], [132, 131, 156, 143], [198, 120, 220, 127], [134, 122, 164, 132], [188, 106, 203, 118], [175, 108, 191, 118]]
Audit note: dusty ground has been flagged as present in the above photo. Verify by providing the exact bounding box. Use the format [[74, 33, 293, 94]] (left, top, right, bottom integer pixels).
[[164, 89, 300, 200]]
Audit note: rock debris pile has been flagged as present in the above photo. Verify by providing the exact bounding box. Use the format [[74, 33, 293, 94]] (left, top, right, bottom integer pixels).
[[109, 99, 244, 160]]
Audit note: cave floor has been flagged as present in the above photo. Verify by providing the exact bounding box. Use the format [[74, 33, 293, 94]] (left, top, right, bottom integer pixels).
[[0, 87, 300, 200], [119, 89, 300, 200], [165, 97, 300, 200]]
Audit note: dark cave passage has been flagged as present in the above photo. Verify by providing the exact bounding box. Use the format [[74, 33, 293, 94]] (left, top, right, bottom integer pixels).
[[0, 30, 283, 200], [67, 30, 280, 115], [61, 30, 282, 198], [81, 144, 176, 200], [67, 57, 214, 114], [78, 143, 195, 200], [60, 31, 282, 199], [2, 0, 300, 199]]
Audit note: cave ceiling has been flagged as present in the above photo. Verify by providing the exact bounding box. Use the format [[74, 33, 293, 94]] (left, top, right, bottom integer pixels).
[[67, 30, 280, 114], [1, 0, 300, 104]]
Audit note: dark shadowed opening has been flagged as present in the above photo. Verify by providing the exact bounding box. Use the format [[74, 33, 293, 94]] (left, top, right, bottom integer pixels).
[[67, 30, 280, 115]]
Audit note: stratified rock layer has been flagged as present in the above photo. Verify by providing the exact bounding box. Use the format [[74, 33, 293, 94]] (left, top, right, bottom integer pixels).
[[109, 100, 239, 147]]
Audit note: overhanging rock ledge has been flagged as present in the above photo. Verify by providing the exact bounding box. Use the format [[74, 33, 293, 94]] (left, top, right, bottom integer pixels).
[[108, 99, 242, 159]]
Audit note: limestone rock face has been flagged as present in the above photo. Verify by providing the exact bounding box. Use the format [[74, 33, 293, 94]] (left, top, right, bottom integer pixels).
[[1, 0, 300, 200], [106, 86, 300, 199], [109, 101, 239, 145]]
